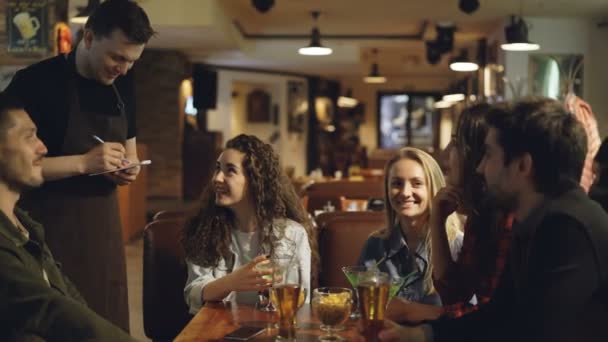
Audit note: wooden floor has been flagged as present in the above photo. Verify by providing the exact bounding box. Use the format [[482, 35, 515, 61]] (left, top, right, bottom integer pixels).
[[126, 238, 151, 342]]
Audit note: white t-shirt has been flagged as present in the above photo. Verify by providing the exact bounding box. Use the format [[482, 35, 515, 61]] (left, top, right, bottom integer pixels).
[[233, 230, 261, 304], [184, 218, 312, 314]]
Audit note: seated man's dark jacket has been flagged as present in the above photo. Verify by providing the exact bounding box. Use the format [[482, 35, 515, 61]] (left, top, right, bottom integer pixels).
[[431, 187, 608, 342], [0, 207, 135, 341]]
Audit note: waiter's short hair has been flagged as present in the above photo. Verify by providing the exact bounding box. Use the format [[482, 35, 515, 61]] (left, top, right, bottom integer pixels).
[[85, 0, 155, 44], [0, 91, 23, 137]]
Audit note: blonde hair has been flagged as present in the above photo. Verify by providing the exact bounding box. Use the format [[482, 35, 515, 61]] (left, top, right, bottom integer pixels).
[[377, 147, 461, 296]]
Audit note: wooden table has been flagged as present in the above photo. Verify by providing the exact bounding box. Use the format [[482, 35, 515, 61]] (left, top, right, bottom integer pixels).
[[174, 302, 359, 341]]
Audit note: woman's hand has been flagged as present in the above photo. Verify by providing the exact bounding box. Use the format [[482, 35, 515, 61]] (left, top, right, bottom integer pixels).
[[432, 185, 463, 221], [225, 255, 274, 292]]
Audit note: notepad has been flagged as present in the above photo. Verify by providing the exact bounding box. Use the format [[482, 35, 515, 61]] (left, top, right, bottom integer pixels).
[[89, 160, 152, 176]]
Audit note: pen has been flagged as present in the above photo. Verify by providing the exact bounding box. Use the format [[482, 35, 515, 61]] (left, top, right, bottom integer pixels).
[[92, 135, 130, 163], [92, 135, 105, 144]]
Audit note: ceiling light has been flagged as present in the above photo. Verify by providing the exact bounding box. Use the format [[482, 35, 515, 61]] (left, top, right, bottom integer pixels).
[[364, 49, 387, 83], [425, 40, 442, 65], [458, 0, 479, 14], [444, 80, 468, 103], [364, 63, 387, 83], [443, 93, 465, 102], [459, 0, 480, 15], [449, 49, 479, 72], [501, 16, 540, 51], [435, 24, 455, 54], [434, 100, 454, 109], [70, 0, 100, 24], [337, 96, 358, 108], [251, 0, 275, 13], [298, 11, 332, 56], [337, 89, 358, 108]]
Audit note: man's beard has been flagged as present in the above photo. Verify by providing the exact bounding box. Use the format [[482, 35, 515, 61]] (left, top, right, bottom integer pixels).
[[0, 169, 42, 193], [485, 186, 518, 212]]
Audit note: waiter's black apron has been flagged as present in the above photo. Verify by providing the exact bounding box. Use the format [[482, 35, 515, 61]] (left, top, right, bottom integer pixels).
[[22, 72, 130, 331]]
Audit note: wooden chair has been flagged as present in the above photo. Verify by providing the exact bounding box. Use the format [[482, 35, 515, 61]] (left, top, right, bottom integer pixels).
[[301, 195, 309, 212], [339, 196, 369, 211], [152, 208, 198, 221], [304, 180, 383, 214], [143, 218, 192, 342], [317, 211, 385, 288], [360, 168, 385, 181]]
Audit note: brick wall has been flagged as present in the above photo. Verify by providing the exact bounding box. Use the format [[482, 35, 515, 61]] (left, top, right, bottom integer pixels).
[[133, 49, 190, 198]]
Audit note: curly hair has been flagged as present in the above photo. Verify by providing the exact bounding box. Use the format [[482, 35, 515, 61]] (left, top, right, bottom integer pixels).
[[181, 134, 319, 270]]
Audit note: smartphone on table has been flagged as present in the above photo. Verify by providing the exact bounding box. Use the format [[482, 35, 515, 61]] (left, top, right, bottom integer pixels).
[[223, 326, 266, 340]]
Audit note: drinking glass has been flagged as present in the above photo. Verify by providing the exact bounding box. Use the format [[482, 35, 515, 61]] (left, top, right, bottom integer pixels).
[[255, 260, 276, 312], [341, 265, 367, 319], [357, 271, 390, 342], [388, 275, 406, 299], [388, 269, 420, 300], [293, 287, 307, 327], [312, 287, 352, 341], [269, 257, 302, 341]]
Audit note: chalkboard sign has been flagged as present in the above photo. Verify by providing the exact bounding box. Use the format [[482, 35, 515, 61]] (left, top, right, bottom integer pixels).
[[6, 0, 49, 54]]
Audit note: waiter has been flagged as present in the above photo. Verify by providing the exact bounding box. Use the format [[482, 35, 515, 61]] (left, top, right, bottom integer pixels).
[[6, 0, 155, 331]]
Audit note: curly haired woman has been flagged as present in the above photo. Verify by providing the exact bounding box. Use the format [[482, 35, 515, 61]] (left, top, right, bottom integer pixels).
[[181, 134, 317, 313]]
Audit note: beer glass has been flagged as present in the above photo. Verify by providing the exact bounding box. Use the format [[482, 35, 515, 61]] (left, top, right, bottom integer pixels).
[[269, 257, 302, 341], [357, 271, 390, 342]]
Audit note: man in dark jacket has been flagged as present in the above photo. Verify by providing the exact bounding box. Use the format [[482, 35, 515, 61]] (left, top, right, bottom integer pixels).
[[589, 137, 608, 211], [373, 98, 608, 342], [0, 92, 135, 341]]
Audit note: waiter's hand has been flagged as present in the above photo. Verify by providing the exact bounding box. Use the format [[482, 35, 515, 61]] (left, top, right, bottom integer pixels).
[[82, 142, 125, 174], [106, 158, 140, 186]]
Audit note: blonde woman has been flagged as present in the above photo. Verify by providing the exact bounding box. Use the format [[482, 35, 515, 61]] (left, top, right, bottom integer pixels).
[[358, 147, 462, 305]]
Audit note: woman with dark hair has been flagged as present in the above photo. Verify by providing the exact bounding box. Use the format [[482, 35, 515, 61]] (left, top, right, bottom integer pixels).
[[430, 103, 513, 314], [181, 134, 317, 313], [386, 103, 513, 322]]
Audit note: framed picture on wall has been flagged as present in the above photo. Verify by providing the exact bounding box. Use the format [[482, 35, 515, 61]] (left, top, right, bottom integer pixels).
[[287, 80, 307, 133], [6, 0, 49, 54], [376, 92, 440, 149], [247, 89, 271, 122]]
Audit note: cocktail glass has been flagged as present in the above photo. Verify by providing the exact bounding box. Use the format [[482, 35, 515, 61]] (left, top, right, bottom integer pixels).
[[341, 265, 367, 320]]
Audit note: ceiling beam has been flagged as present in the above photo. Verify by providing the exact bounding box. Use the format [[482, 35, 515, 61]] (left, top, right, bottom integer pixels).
[[233, 20, 429, 41]]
